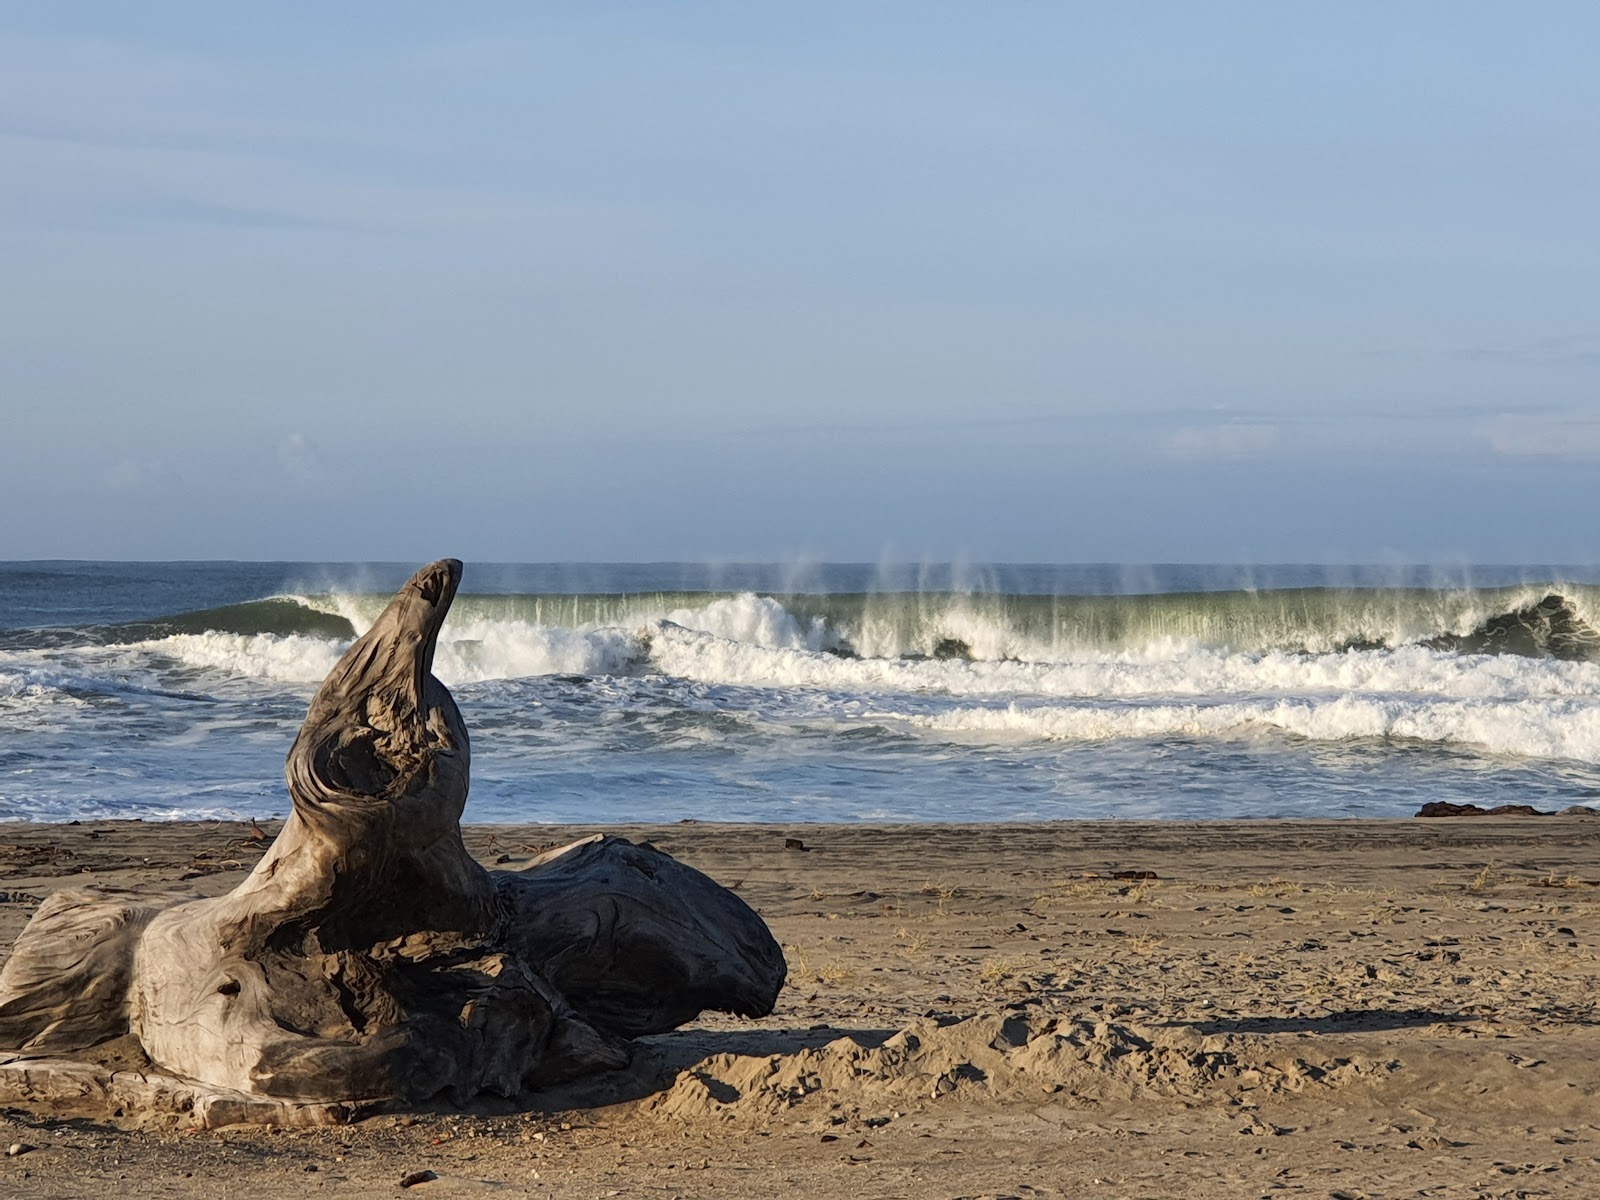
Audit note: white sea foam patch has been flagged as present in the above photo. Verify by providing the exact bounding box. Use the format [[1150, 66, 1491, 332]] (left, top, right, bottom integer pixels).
[[293, 591, 819, 679], [135, 622, 646, 685], [370, 592, 821, 683], [643, 623, 1600, 702], [666, 594, 827, 651], [143, 632, 347, 683], [0, 666, 88, 709], [900, 696, 1600, 763], [431, 621, 641, 683]]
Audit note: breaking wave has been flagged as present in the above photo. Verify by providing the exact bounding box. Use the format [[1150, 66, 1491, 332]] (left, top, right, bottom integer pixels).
[[13, 583, 1600, 770], [37, 581, 1600, 665], [11, 562, 1600, 822], [898, 695, 1600, 763]]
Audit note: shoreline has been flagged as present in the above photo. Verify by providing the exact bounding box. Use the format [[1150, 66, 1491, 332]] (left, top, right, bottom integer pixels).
[[6, 815, 1600, 1196]]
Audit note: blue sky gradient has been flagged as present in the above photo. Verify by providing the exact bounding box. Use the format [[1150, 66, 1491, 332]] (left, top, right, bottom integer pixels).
[[4, 3, 1599, 562]]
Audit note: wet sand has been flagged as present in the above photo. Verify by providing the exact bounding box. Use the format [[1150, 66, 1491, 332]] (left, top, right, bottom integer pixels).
[[5, 815, 1600, 1197]]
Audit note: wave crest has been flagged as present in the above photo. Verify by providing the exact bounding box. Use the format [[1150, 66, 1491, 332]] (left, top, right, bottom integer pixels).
[[902, 695, 1600, 763], [56, 584, 1600, 667]]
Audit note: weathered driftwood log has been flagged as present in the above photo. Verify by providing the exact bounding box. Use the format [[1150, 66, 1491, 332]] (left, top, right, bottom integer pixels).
[[499, 835, 786, 1038], [0, 559, 785, 1112]]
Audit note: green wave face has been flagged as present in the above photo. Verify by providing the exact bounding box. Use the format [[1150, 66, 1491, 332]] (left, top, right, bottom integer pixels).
[[183, 583, 1600, 663], [94, 599, 359, 645], [784, 586, 1600, 660]]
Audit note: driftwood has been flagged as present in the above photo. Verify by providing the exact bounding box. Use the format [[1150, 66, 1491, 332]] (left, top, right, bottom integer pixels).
[[0, 559, 785, 1118]]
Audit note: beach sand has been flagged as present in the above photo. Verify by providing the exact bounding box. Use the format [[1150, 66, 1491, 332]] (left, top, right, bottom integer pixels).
[[5, 815, 1600, 1197]]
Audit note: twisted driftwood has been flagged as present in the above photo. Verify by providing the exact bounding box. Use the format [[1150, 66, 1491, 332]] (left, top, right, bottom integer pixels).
[[0, 560, 785, 1122]]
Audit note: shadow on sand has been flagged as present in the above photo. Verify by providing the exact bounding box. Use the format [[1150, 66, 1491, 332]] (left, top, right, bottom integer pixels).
[[1176, 1008, 1473, 1036], [457, 1025, 899, 1115]]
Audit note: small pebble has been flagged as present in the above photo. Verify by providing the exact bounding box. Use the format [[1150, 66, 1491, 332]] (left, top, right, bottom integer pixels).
[[6, 1143, 34, 1158]]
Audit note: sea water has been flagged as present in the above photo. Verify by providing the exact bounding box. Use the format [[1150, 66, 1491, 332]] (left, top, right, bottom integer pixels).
[[4, 561, 1600, 824]]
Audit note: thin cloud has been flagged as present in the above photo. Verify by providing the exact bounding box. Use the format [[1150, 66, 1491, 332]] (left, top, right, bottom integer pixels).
[[1483, 415, 1600, 459], [1455, 333, 1600, 368], [1163, 423, 1278, 460], [106, 456, 182, 492]]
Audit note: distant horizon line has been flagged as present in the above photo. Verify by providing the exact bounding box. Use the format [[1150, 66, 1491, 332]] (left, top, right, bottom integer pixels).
[[7, 558, 1600, 569]]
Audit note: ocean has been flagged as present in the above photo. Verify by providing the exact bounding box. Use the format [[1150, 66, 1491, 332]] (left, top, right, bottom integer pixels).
[[4, 561, 1600, 824]]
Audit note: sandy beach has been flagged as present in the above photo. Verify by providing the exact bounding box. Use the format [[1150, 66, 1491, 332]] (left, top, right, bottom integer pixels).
[[4, 815, 1600, 1197]]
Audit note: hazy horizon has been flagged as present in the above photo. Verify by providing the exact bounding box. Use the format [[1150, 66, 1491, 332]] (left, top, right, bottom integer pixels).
[[10, 557, 1600, 569]]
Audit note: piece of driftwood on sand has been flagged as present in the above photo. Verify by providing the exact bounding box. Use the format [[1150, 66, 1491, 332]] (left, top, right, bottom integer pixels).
[[0, 559, 785, 1125]]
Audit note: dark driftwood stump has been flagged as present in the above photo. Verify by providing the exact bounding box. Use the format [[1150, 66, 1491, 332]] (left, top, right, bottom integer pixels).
[[0, 560, 785, 1124]]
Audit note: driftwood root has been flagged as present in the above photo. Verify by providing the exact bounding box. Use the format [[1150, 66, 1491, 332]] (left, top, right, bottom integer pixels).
[[0, 559, 785, 1118]]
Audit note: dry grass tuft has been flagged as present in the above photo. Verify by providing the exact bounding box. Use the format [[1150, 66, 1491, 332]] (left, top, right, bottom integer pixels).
[[919, 878, 961, 913], [1128, 933, 1167, 956], [979, 956, 1021, 982], [893, 926, 928, 958], [1248, 879, 1304, 899], [816, 961, 856, 986], [783, 944, 810, 983], [1125, 879, 1162, 904], [1539, 871, 1585, 889]]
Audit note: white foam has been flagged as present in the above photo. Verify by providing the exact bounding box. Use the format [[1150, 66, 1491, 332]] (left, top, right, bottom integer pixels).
[[666, 593, 827, 651], [145, 632, 346, 684], [82, 592, 1600, 783], [133, 622, 645, 687], [895, 695, 1600, 764], [642, 622, 1600, 702], [269, 591, 818, 683], [0, 666, 86, 711], [634, 622, 1600, 764], [431, 621, 641, 683]]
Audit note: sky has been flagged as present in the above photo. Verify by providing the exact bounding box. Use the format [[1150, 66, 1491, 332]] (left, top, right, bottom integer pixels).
[[3, 2, 1599, 563]]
